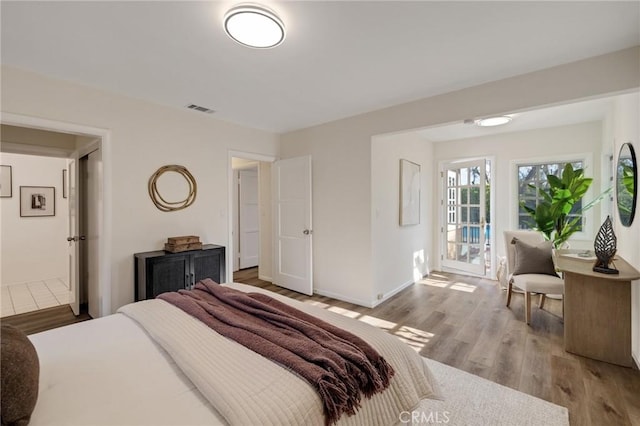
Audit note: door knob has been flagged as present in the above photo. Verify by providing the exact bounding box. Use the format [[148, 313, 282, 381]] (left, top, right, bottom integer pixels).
[[67, 236, 75, 242], [303, 229, 312, 235]]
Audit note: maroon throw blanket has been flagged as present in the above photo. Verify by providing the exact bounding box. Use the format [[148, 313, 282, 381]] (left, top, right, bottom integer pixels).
[[158, 279, 394, 425]]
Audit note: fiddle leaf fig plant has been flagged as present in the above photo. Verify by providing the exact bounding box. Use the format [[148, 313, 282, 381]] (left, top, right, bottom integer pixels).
[[520, 163, 606, 248]]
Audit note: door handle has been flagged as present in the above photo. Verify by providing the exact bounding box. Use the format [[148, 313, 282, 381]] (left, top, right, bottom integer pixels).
[[303, 229, 312, 235], [66, 236, 87, 242]]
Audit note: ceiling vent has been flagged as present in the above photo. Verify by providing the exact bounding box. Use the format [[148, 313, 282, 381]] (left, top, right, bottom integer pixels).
[[186, 104, 215, 114]]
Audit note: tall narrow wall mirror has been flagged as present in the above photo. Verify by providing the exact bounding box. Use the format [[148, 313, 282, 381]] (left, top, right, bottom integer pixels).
[[616, 142, 637, 227]]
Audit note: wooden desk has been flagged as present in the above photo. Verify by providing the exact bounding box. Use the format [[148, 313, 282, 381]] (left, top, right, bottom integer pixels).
[[555, 250, 640, 367]]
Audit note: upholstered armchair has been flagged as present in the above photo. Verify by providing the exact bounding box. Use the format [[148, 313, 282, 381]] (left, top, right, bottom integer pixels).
[[503, 230, 564, 325]]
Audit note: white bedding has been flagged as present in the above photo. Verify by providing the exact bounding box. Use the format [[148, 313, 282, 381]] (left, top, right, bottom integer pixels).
[[28, 282, 569, 426], [117, 292, 439, 425], [29, 312, 225, 426]]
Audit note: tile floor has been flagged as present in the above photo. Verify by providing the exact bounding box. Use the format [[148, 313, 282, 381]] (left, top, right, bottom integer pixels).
[[1, 278, 69, 317]]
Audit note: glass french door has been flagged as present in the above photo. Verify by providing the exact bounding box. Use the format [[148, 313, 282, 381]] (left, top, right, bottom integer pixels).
[[442, 159, 487, 275]]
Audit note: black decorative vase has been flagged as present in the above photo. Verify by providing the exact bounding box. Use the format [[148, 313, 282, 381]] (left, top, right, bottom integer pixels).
[[593, 216, 619, 274]]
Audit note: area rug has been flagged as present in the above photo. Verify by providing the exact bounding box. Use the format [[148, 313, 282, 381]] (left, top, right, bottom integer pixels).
[[411, 359, 569, 425]]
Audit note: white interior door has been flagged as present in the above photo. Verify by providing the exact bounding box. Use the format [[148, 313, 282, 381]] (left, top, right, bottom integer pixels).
[[442, 159, 486, 275], [239, 168, 259, 269], [272, 155, 312, 295], [67, 157, 80, 315]]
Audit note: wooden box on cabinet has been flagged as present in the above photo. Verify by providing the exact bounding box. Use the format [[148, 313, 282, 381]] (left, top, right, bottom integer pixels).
[[134, 244, 226, 301]]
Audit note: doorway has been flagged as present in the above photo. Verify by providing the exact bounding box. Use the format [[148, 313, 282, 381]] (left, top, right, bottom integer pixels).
[[0, 113, 110, 319], [228, 152, 314, 296], [0, 144, 99, 318], [440, 157, 494, 277], [229, 152, 276, 285], [0, 151, 71, 317]]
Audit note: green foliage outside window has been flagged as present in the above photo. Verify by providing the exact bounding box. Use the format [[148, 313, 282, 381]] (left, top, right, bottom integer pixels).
[[519, 163, 608, 248]]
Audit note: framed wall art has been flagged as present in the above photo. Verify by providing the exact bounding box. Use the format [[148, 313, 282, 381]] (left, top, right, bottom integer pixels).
[[0, 165, 12, 198], [399, 159, 420, 226], [20, 186, 56, 217]]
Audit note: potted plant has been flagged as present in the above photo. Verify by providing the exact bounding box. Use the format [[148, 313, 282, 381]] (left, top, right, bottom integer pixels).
[[520, 163, 607, 248]]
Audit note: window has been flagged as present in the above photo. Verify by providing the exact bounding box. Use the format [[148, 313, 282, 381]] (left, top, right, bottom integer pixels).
[[517, 160, 584, 230]]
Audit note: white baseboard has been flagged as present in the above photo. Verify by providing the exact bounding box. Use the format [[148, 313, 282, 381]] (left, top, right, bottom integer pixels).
[[314, 279, 415, 309], [371, 279, 414, 308], [312, 289, 375, 308]]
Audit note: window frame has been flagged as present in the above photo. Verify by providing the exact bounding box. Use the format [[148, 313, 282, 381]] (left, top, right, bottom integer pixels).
[[511, 153, 594, 242]]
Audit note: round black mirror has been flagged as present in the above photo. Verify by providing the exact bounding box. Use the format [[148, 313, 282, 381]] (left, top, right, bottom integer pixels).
[[616, 142, 637, 227]]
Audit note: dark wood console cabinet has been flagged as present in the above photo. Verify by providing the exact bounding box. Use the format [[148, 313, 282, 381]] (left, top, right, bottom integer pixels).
[[134, 244, 226, 301]]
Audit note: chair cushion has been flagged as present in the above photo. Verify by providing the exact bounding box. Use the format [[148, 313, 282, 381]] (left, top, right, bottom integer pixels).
[[511, 273, 564, 294], [511, 238, 558, 277], [503, 230, 545, 277]]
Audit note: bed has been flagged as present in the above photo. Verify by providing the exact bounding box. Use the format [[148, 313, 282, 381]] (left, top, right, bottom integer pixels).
[[24, 282, 569, 425]]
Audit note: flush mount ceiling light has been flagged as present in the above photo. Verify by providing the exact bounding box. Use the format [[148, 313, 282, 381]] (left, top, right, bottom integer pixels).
[[224, 4, 285, 48], [475, 116, 512, 127]]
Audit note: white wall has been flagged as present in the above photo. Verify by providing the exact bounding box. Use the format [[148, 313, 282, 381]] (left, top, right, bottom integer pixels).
[[281, 123, 374, 306], [608, 92, 640, 365], [281, 47, 639, 307], [372, 132, 434, 304], [433, 121, 605, 268], [0, 153, 69, 285], [1, 66, 279, 313]]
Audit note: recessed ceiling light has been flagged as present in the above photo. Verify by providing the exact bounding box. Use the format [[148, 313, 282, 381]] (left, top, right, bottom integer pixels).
[[475, 116, 512, 127], [224, 4, 285, 49]]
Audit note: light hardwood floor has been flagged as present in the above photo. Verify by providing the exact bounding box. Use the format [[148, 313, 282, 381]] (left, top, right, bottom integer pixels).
[[234, 267, 640, 426], [2, 305, 91, 335]]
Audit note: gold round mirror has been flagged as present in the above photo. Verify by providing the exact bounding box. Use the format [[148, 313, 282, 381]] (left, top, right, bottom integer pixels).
[[148, 165, 197, 212]]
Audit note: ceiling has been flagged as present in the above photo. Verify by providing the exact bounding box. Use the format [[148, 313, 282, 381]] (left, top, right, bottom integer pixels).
[[1, 1, 639, 133], [418, 95, 617, 142]]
